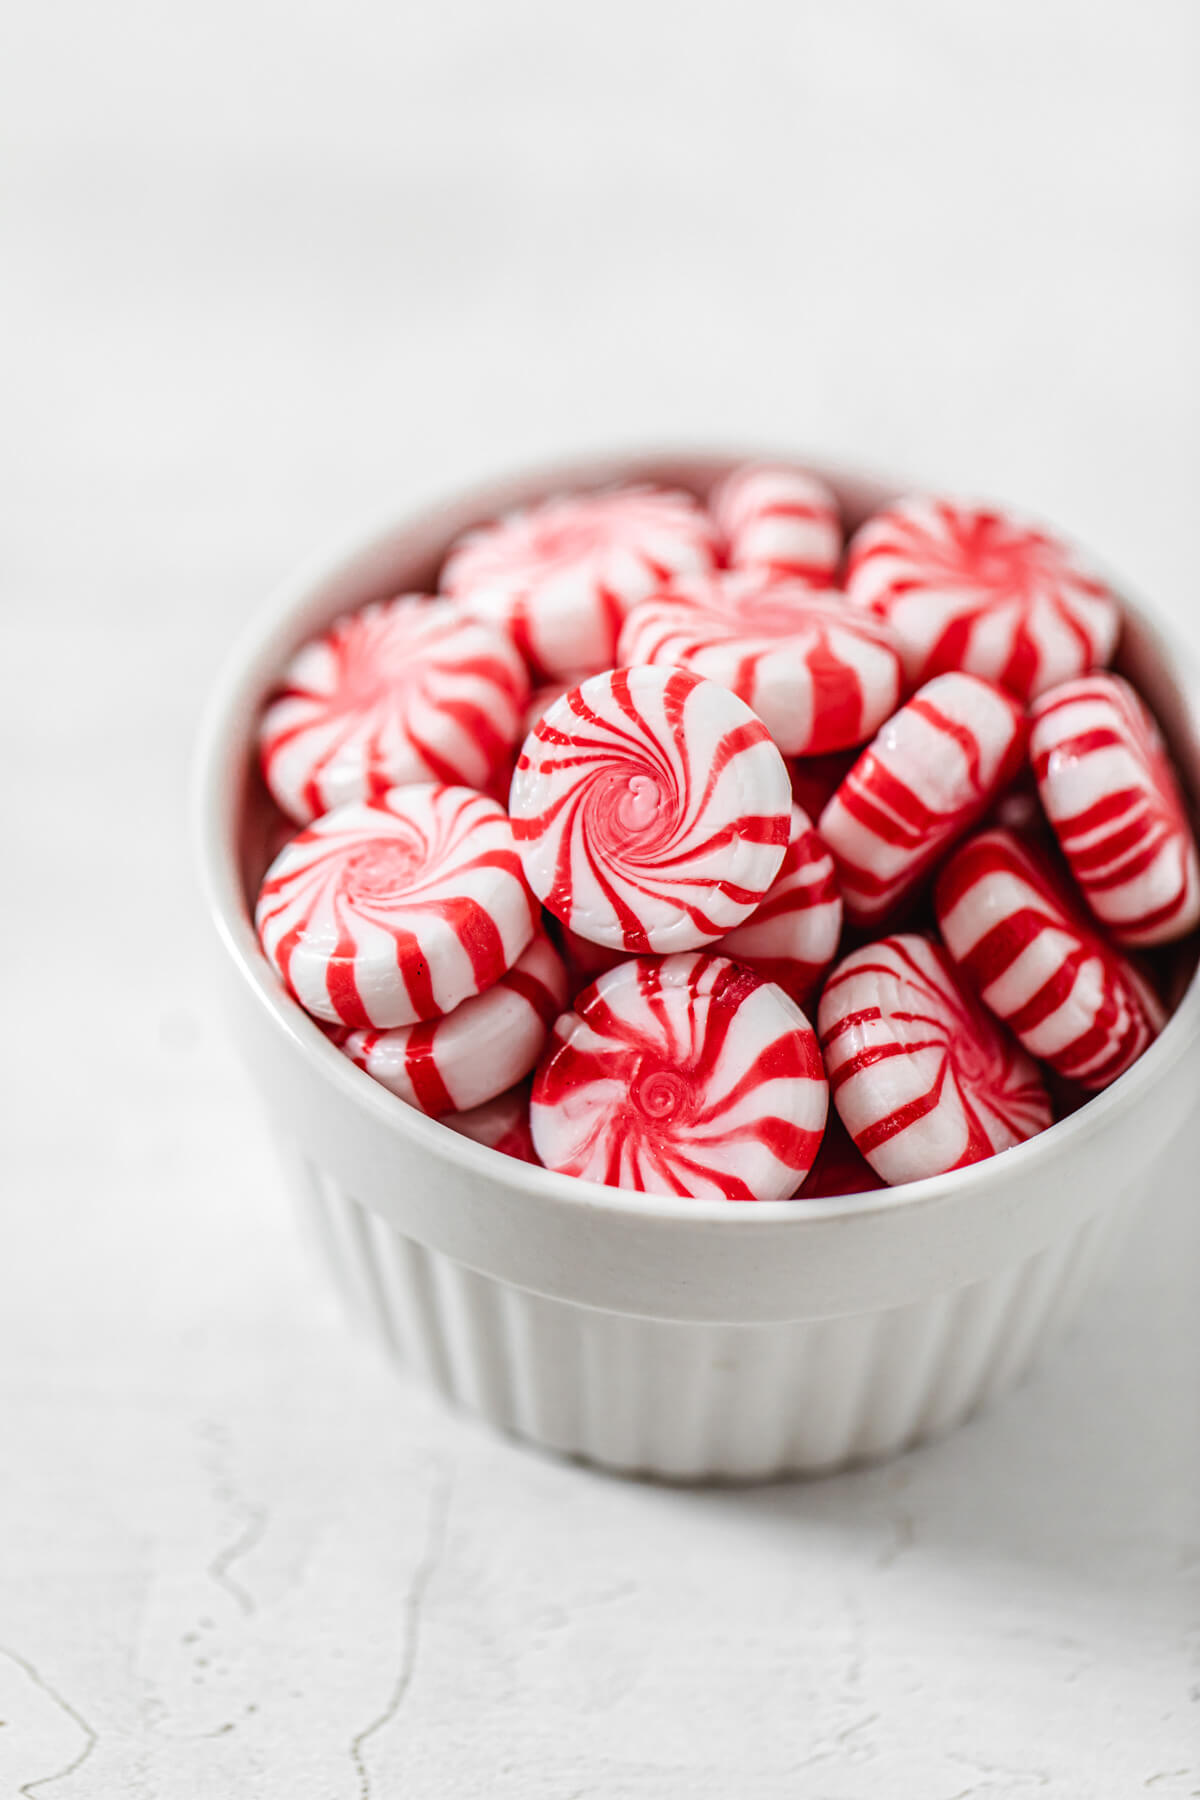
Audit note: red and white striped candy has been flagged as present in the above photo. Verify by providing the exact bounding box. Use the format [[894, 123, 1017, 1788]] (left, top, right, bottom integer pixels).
[[818, 672, 1027, 927], [818, 934, 1052, 1185], [339, 932, 567, 1114], [255, 784, 537, 1029], [845, 497, 1120, 702], [714, 806, 842, 1005], [935, 827, 1166, 1089], [510, 666, 792, 953], [617, 574, 903, 756], [530, 954, 828, 1202], [259, 596, 530, 825], [440, 485, 720, 679], [709, 463, 842, 584], [1029, 673, 1200, 946], [441, 1081, 540, 1165]]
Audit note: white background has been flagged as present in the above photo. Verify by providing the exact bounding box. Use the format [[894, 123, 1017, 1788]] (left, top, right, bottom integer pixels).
[[2, 3, 1198, 1794]]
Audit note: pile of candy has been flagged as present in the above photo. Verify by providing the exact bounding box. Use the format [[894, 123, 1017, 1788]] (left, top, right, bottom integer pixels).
[[253, 469, 1199, 1202]]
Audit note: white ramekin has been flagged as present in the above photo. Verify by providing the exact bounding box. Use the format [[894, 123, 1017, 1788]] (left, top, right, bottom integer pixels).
[[194, 453, 1200, 1481]]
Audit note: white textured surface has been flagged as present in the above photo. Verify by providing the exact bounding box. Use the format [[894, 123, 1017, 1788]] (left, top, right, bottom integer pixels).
[[3, 1, 1198, 1794]]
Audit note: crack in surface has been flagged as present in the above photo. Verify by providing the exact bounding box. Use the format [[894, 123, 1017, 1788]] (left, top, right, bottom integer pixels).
[[207, 1503, 269, 1618], [0, 1646, 98, 1797], [349, 1465, 453, 1800], [197, 1419, 268, 1616], [947, 1749, 1052, 1791]]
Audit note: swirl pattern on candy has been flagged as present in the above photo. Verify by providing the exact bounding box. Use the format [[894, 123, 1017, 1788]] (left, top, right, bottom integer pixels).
[[845, 497, 1120, 701], [339, 932, 567, 1115], [709, 463, 842, 583], [1029, 673, 1200, 946], [440, 485, 720, 679], [818, 934, 1052, 1185], [255, 784, 537, 1029], [259, 596, 530, 825], [509, 666, 792, 953], [935, 828, 1166, 1089], [618, 575, 903, 756], [818, 672, 1027, 926], [530, 954, 828, 1201], [714, 806, 842, 1005], [441, 1081, 541, 1165]]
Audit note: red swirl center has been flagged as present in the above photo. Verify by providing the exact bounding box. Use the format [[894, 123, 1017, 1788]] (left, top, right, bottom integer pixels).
[[591, 768, 675, 861], [633, 1063, 695, 1125], [961, 522, 1050, 597], [950, 1032, 992, 1087], [530, 518, 607, 562], [341, 837, 423, 904]]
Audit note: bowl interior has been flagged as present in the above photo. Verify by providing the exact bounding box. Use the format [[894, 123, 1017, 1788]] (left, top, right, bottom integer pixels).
[[199, 451, 1200, 1227]]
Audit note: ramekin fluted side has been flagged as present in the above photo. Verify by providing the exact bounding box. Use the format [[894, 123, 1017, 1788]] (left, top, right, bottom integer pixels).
[[287, 1145, 1131, 1481]]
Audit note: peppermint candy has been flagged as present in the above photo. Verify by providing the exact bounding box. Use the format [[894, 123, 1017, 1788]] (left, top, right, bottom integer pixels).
[[714, 806, 842, 1004], [530, 954, 828, 1201], [935, 827, 1166, 1089], [440, 485, 720, 679], [255, 784, 537, 1029], [818, 934, 1052, 1184], [339, 932, 567, 1114], [1029, 673, 1200, 946], [709, 463, 842, 583], [510, 666, 792, 953], [818, 672, 1027, 926], [617, 574, 903, 756], [441, 1081, 540, 1165], [259, 596, 529, 825], [845, 497, 1120, 701]]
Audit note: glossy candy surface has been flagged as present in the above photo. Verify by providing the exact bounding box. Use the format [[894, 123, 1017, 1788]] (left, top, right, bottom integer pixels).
[[935, 827, 1166, 1089], [440, 485, 719, 679], [510, 665, 791, 953], [259, 596, 529, 825], [818, 672, 1026, 926], [339, 932, 567, 1114], [846, 497, 1119, 701], [618, 575, 903, 756], [818, 934, 1051, 1184], [255, 784, 537, 1029], [714, 806, 842, 1005], [709, 463, 842, 584], [1030, 673, 1200, 946], [530, 954, 828, 1201]]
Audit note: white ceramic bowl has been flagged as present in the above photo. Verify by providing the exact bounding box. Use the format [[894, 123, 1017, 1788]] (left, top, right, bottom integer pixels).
[[194, 453, 1200, 1481]]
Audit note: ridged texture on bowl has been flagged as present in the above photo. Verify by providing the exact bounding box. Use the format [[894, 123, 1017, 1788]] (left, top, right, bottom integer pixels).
[[286, 1145, 1130, 1480]]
